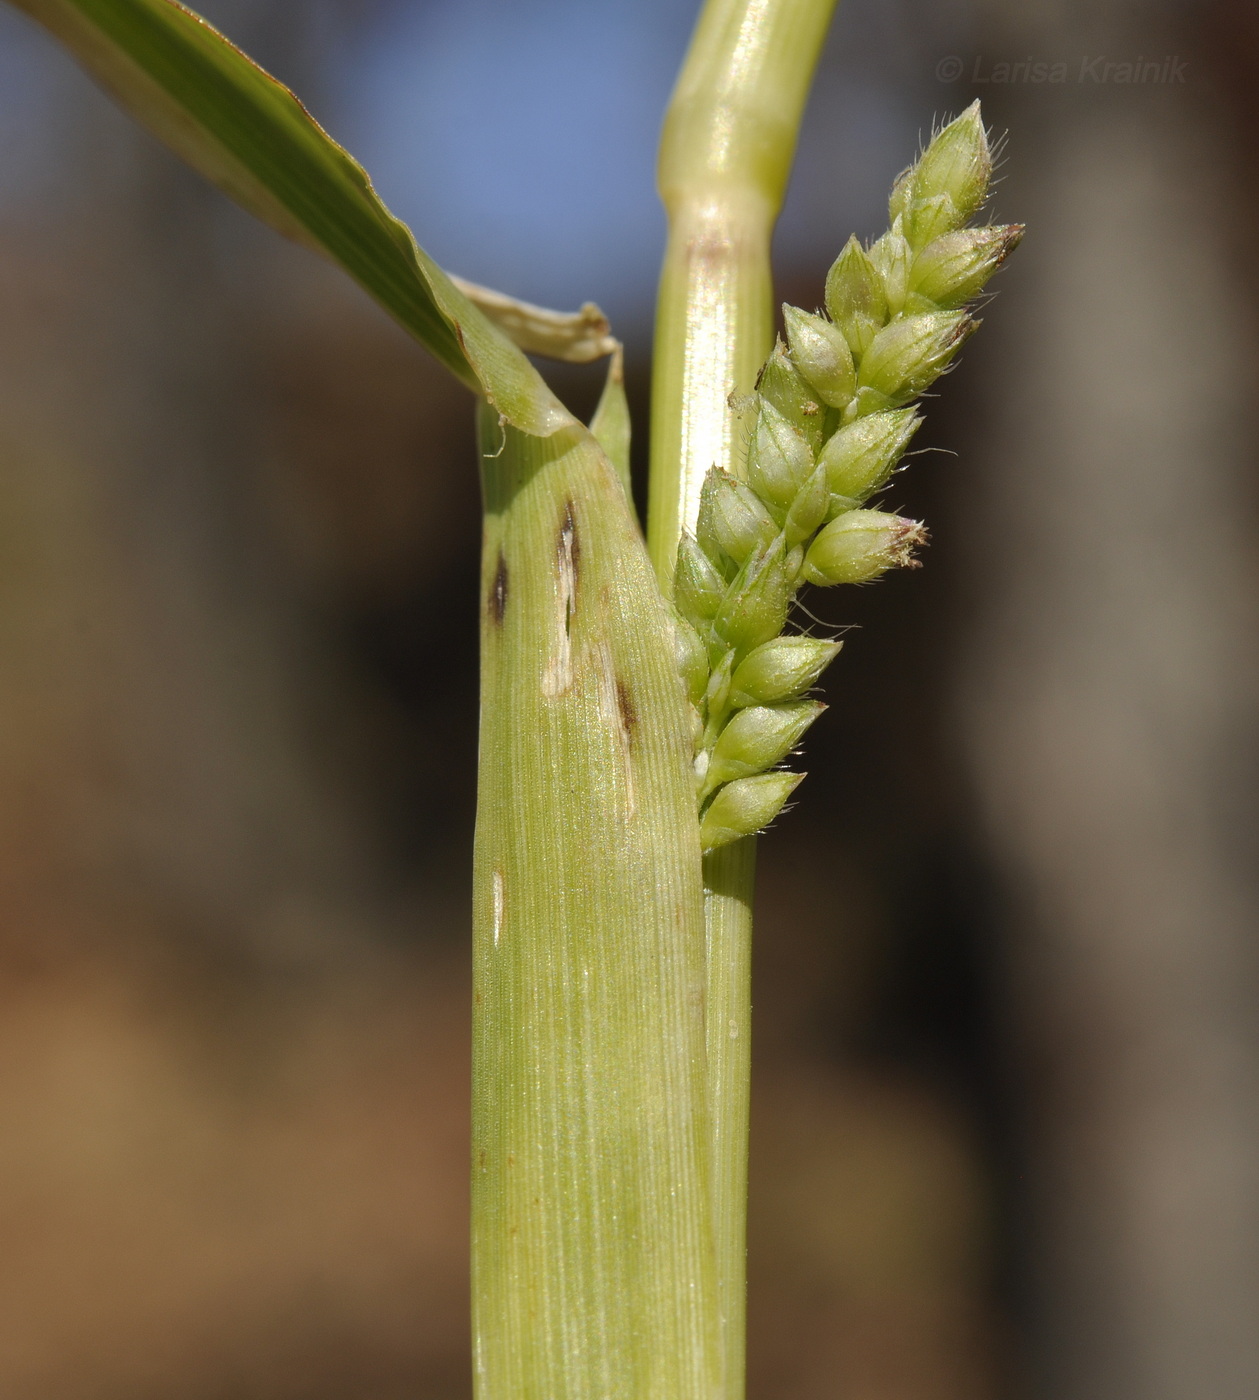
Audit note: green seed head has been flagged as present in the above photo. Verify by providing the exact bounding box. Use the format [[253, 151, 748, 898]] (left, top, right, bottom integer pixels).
[[908, 224, 1024, 309], [888, 165, 914, 226], [756, 340, 826, 453], [730, 636, 841, 707], [697, 469, 778, 568], [689, 702, 705, 753], [700, 771, 804, 851], [857, 310, 976, 405], [704, 648, 735, 715], [903, 101, 992, 249], [746, 400, 816, 514], [781, 304, 856, 409], [801, 509, 927, 586], [824, 236, 889, 358], [706, 699, 825, 787], [818, 409, 921, 507], [904, 194, 960, 253], [674, 533, 726, 623], [783, 462, 830, 546], [671, 609, 710, 706], [713, 535, 794, 658], [867, 218, 912, 318], [842, 386, 897, 420]]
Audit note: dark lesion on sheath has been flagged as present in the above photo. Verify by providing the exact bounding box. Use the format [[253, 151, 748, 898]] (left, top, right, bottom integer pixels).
[[615, 677, 637, 741], [559, 499, 581, 580], [488, 549, 508, 626]]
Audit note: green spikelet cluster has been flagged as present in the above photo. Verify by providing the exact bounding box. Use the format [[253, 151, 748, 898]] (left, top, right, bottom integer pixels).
[[674, 102, 1021, 852]]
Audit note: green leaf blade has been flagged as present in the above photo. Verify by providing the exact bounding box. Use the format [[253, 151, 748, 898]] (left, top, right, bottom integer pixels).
[[11, 0, 569, 435], [589, 348, 635, 514]]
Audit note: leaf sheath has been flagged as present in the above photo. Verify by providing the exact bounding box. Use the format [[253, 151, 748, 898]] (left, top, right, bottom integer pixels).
[[473, 408, 720, 1399]]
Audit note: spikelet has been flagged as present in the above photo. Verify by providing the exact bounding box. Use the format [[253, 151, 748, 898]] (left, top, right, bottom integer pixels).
[[674, 101, 1020, 851]]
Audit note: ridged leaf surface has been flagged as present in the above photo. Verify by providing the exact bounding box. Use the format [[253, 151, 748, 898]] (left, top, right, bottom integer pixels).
[[474, 407, 719, 1399]]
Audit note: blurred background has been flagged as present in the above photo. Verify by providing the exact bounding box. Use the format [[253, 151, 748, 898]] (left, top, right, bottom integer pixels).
[[0, 0, 1256, 1395]]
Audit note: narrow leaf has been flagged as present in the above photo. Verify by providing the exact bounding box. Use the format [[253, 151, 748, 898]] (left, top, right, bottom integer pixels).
[[589, 345, 635, 515], [452, 276, 618, 364], [9, 0, 568, 434]]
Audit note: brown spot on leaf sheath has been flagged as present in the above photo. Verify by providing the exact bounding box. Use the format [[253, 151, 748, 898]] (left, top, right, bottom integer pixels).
[[553, 501, 580, 644], [489, 550, 508, 625], [559, 500, 581, 584], [615, 677, 637, 741]]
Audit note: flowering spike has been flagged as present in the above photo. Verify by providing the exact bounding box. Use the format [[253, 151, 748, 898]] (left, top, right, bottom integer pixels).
[[671, 610, 710, 706], [867, 218, 911, 318], [904, 194, 960, 253], [903, 102, 992, 250], [704, 700, 825, 791], [783, 463, 830, 546], [697, 470, 778, 567], [704, 649, 735, 716], [675, 533, 726, 623], [824, 236, 888, 358], [746, 400, 815, 513], [818, 409, 920, 508], [713, 536, 794, 658], [857, 310, 976, 405], [801, 509, 927, 586], [700, 771, 804, 852], [908, 225, 1024, 309], [729, 636, 840, 708], [683, 103, 1017, 853], [888, 165, 914, 226], [781, 305, 855, 409], [841, 386, 896, 420], [756, 339, 826, 452]]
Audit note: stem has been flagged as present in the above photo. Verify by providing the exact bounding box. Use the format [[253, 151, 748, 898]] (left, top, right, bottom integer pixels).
[[648, 0, 839, 584], [648, 2, 837, 1394], [472, 408, 720, 1400], [701, 838, 756, 1388]]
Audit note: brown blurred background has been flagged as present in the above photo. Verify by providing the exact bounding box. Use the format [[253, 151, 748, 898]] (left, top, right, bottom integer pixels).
[[0, 0, 1257, 1396]]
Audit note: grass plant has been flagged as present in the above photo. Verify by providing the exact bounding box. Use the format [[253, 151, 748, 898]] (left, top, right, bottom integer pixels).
[[5, 1, 1020, 1394]]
